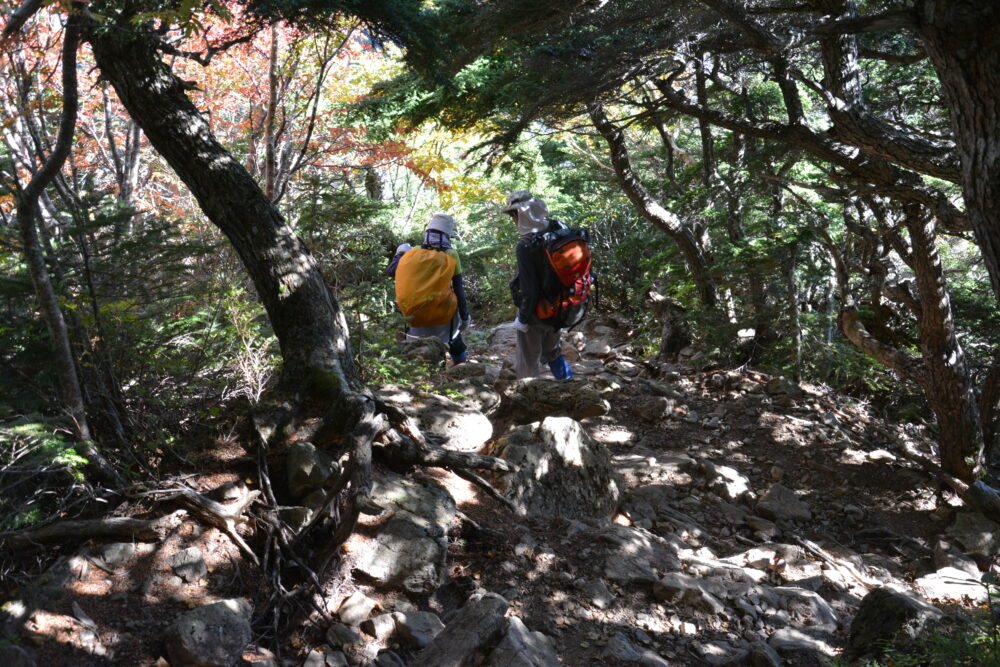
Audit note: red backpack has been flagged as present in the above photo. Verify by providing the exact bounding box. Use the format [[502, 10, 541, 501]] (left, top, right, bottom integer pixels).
[[535, 226, 594, 329]]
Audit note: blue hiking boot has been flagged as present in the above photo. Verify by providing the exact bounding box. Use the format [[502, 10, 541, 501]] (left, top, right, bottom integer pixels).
[[548, 355, 573, 380]]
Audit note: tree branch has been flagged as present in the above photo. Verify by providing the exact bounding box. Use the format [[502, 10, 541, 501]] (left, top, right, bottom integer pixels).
[[840, 308, 927, 387], [812, 9, 917, 35]]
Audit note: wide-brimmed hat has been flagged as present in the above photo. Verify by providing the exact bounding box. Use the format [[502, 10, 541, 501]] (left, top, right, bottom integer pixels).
[[501, 190, 533, 213], [426, 213, 455, 237]]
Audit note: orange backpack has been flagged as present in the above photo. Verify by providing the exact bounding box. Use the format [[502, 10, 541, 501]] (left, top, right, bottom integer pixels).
[[394, 247, 458, 327]]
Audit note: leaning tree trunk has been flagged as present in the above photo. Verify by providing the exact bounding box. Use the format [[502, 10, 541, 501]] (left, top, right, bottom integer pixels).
[[87, 19, 357, 392], [917, 0, 1000, 306], [588, 102, 718, 308], [839, 204, 983, 482], [904, 203, 984, 481]]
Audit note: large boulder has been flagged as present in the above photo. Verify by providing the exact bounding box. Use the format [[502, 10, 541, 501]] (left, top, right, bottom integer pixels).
[[489, 417, 621, 521], [167, 599, 252, 667], [596, 524, 683, 585], [375, 385, 492, 452], [947, 510, 1000, 555], [505, 378, 610, 424], [350, 473, 457, 594], [847, 587, 944, 661], [916, 566, 988, 602]]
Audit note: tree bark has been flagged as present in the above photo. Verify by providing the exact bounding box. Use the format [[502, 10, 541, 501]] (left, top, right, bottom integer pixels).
[[902, 203, 983, 482], [264, 23, 279, 201], [916, 0, 1000, 306], [588, 102, 718, 307], [87, 16, 358, 391], [786, 242, 802, 382]]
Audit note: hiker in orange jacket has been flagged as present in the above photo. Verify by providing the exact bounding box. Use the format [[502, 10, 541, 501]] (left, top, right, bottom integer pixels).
[[390, 214, 470, 364]]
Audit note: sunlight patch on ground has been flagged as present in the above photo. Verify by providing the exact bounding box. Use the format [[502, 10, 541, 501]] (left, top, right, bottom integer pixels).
[[591, 427, 635, 445]]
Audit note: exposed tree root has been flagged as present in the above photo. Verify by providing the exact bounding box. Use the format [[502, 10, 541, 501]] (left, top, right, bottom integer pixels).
[[449, 467, 516, 512], [0, 511, 185, 551], [878, 423, 1000, 521]]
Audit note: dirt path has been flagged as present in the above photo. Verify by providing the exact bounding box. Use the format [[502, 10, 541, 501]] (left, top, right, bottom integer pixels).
[[1, 315, 986, 666]]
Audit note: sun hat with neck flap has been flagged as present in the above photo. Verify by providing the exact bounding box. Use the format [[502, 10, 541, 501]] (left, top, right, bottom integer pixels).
[[426, 213, 455, 237], [502, 191, 549, 236]]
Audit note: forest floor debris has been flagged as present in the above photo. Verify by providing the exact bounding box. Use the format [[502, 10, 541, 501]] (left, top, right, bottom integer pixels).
[[1, 315, 995, 666]]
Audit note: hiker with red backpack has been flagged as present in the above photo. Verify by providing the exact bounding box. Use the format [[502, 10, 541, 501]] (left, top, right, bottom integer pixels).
[[389, 213, 470, 364], [503, 191, 594, 380]]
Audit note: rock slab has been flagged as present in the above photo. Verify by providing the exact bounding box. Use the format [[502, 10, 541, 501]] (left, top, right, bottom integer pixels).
[[411, 593, 509, 667], [167, 599, 252, 667], [351, 473, 457, 594], [485, 616, 559, 667]]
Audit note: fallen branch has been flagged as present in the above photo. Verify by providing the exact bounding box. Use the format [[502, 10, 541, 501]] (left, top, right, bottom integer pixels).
[[449, 467, 516, 512], [135, 486, 260, 564], [0, 510, 185, 551], [790, 534, 879, 589], [374, 398, 428, 448]]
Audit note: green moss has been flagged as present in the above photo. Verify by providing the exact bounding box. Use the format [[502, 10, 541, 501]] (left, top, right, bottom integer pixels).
[[306, 368, 345, 400]]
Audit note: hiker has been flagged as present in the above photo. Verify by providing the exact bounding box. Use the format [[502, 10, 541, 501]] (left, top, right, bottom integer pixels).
[[504, 190, 592, 380], [392, 213, 470, 364], [385, 242, 411, 277]]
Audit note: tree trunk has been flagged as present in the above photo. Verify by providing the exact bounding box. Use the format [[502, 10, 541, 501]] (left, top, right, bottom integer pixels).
[[917, 0, 1000, 306], [588, 102, 718, 307], [264, 24, 279, 201], [903, 203, 983, 482], [838, 203, 983, 482], [786, 243, 801, 382], [15, 10, 118, 485], [87, 19, 358, 391]]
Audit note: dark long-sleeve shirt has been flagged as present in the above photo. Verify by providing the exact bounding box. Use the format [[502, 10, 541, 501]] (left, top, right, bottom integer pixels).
[[510, 219, 565, 327]]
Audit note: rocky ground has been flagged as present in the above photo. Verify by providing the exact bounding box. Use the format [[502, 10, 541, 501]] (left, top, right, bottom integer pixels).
[[1, 315, 995, 666]]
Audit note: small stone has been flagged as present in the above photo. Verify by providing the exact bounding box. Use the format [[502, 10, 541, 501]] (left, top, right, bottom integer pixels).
[[603, 632, 641, 662], [302, 649, 326, 667], [168, 547, 207, 583], [360, 613, 396, 641], [392, 611, 445, 649], [338, 592, 377, 626], [326, 622, 362, 648], [101, 543, 136, 567], [376, 650, 406, 667], [166, 599, 252, 667], [325, 651, 349, 667]]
